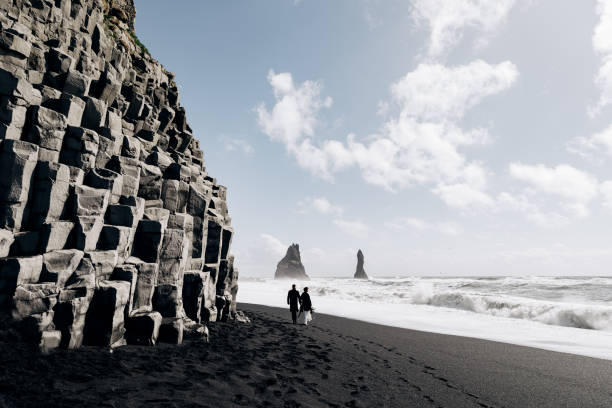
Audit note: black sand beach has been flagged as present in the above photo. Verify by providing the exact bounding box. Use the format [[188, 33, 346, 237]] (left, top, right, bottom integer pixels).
[[1, 303, 611, 408]]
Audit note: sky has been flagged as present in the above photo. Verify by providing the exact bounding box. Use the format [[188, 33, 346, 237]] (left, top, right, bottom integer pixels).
[[135, 0, 612, 277]]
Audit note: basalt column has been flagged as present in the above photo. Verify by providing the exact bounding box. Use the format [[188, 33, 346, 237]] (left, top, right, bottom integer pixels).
[[0, 0, 239, 350]]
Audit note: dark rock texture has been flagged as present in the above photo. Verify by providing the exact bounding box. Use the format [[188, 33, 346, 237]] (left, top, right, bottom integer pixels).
[[354, 249, 368, 279], [0, 0, 239, 350], [274, 243, 309, 280], [105, 0, 136, 30]]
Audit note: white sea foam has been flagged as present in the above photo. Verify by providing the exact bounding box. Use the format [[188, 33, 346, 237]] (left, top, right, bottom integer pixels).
[[237, 276, 612, 360]]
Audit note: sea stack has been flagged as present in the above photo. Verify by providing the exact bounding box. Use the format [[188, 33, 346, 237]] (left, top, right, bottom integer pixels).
[[275, 243, 309, 280], [0, 0, 238, 350], [354, 249, 368, 279]]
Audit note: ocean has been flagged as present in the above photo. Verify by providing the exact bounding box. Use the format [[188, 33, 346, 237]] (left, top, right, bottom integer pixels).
[[237, 276, 612, 360]]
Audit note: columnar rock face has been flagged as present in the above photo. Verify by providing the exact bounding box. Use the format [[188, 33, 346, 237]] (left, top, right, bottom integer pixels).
[[0, 0, 239, 350], [354, 249, 368, 279], [274, 243, 309, 280]]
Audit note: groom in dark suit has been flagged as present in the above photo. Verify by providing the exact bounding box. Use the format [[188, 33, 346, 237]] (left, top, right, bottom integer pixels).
[[287, 284, 301, 324]]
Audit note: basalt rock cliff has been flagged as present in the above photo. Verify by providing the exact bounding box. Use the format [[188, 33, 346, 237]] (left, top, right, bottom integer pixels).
[[354, 249, 368, 279], [0, 0, 238, 351], [275, 243, 309, 280]]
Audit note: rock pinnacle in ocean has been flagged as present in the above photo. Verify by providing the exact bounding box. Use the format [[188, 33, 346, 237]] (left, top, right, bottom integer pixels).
[[275, 243, 309, 280], [354, 249, 368, 279]]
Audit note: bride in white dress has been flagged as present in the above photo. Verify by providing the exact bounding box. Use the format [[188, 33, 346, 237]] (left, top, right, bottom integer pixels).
[[298, 287, 313, 325]]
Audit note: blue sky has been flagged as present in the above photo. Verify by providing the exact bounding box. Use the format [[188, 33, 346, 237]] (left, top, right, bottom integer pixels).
[[135, 0, 612, 277]]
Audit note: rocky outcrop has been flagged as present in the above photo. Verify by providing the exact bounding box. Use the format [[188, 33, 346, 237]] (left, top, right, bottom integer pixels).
[[274, 243, 309, 280], [105, 0, 136, 30], [354, 249, 368, 279], [0, 0, 239, 351]]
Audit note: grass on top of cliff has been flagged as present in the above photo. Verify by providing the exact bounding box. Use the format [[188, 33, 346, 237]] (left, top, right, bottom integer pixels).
[[128, 30, 149, 55], [102, 11, 149, 57]]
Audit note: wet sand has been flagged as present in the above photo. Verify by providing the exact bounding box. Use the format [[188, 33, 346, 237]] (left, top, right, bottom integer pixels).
[[1, 303, 611, 407]]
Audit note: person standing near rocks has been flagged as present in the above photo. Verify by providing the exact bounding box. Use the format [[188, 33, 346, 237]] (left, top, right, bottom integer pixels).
[[287, 284, 301, 324], [298, 287, 313, 325]]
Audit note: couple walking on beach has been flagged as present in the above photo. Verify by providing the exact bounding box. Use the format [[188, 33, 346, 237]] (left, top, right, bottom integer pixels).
[[287, 284, 313, 325]]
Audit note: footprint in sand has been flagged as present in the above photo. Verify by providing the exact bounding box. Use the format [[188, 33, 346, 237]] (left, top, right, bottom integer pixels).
[[423, 395, 435, 403], [233, 394, 250, 406]]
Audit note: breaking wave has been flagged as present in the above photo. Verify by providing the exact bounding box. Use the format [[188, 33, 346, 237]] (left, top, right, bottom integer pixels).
[[242, 276, 612, 331], [239, 276, 612, 359], [409, 285, 612, 331]]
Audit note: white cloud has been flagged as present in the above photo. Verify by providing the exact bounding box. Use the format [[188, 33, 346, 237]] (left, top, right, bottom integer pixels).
[[233, 233, 289, 276], [495, 245, 612, 264], [259, 233, 288, 258], [591, 0, 612, 115], [411, 0, 518, 58], [509, 163, 599, 203], [498, 191, 571, 228], [257, 70, 334, 179], [437, 223, 463, 236], [303, 247, 326, 258], [298, 196, 344, 216], [311, 197, 343, 215], [499, 164, 602, 226], [600, 181, 612, 211], [377, 100, 389, 116], [219, 135, 254, 156], [567, 124, 612, 161], [333, 219, 369, 238], [257, 61, 518, 207], [526, 212, 570, 228], [363, 0, 383, 30], [433, 183, 494, 209], [495, 246, 564, 263], [256, 70, 332, 146], [390, 60, 518, 120], [385, 217, 461, 235], [385, 217, 428, 230], [497, 191, 534, 212]]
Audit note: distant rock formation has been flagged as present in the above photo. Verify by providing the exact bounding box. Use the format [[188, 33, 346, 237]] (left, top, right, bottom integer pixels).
[[354, 249, 368, 279], [275, 244, 309, 280], [0, 0, 239, 351]]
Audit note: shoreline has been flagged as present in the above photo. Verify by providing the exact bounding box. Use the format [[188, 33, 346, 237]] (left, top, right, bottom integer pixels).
[[1, 303, 610, 407], [242, 303, 612, 408], [237, 277, 612, 361], [245, 302, 612, 363]]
